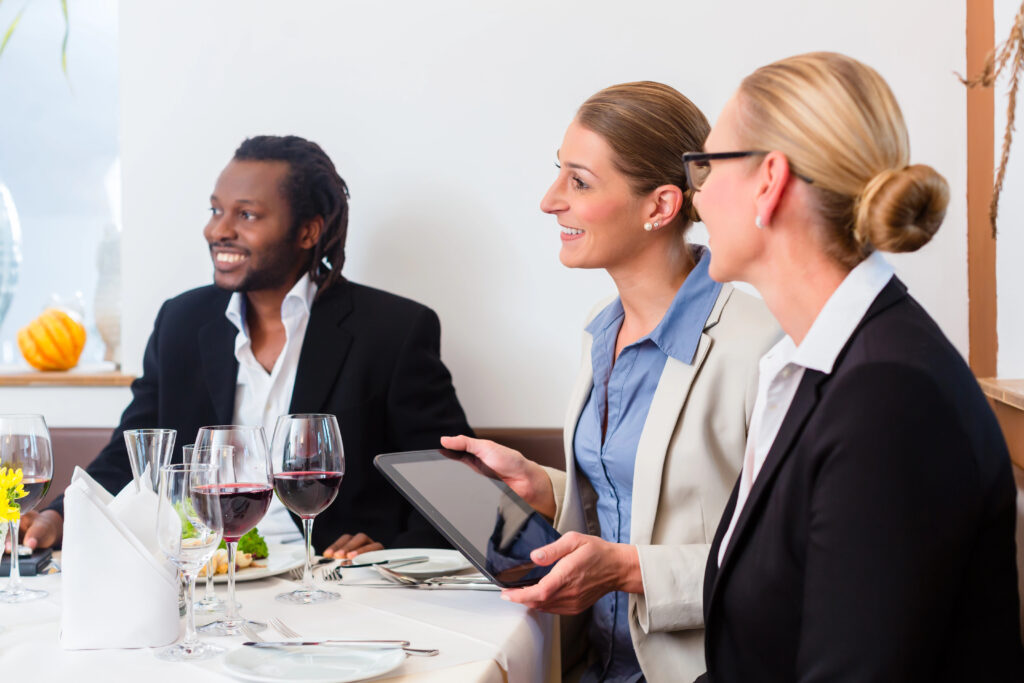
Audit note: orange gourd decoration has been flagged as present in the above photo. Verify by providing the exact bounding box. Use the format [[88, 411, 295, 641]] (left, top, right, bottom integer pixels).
[[17, 308, 87, 371]]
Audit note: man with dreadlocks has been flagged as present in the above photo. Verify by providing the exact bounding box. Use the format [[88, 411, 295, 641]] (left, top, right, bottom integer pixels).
[[19, 135, 472, 557]]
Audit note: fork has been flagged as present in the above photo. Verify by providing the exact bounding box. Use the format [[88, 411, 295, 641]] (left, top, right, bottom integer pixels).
[[270, 617, 438, 656], [270, 617, 300, 638], [241, 622, 264, 642]]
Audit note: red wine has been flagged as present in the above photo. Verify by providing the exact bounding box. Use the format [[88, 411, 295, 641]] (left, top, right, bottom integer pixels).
[[195, 483, 273, 542], [18, 477, 51, 514], [274, 471, 343, 518]]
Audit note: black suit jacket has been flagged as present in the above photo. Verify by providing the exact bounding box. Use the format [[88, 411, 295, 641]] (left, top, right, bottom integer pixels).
[[51, 279, 473, 551], [699, 279, 1024, 682]]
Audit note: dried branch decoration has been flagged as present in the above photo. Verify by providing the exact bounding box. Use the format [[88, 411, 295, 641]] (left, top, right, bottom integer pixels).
[[960, 0, 1024, 237]]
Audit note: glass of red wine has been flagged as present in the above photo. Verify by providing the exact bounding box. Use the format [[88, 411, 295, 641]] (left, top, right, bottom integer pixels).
[[190, 425, 273, 635], [0, 414, 54, 603], [271, 413, 345, 604]]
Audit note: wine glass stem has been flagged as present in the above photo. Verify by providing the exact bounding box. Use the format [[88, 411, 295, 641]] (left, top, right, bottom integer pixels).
[[302, 517, 315, 591], [181, 571, 199, 648], [203, 558, 216, 600], [6, 520, 23, 593], [224, 541, 240, 621]]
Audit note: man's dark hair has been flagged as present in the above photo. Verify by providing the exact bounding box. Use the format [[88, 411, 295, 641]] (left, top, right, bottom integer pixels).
[[233, 135, 350, 294]]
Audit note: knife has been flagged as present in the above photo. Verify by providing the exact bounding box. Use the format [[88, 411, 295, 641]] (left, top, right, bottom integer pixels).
[[243, 641, 440, 656], [346, 582, 501, 591], [244, 639, 411, 647], [319, 555, 430, 570]]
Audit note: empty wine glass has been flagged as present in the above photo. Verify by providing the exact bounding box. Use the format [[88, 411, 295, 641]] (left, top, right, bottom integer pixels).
[[191, 426, 273, 635], [271, 414, 345, 604], [0, 414, 54, 603], [155, 463, 224, 661], [183, 445, 228, 615], [124, 428, 176, 492]]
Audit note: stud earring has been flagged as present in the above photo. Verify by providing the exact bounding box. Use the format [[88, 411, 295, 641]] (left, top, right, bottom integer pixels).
[[755, 215, 765, 230], [643, 222, 653, 231], [653, 221, 660, 229]]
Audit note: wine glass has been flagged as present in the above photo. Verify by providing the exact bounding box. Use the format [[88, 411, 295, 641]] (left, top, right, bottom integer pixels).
[[183, 445, 228, 615], [0, 414, 54, 603], [271, 414, 345, 604], [155, 463, 224, 661], [191, 426, 273, 635]]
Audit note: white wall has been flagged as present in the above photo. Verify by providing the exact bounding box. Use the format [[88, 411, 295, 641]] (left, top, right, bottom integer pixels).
[[996, 0, 1024, 377], [115, 0, 969, 429]]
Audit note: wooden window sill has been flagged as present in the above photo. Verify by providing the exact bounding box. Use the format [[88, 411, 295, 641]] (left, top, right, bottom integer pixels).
[[0, 370, 135, 387], [978, 378, 1024, 469], [978, 378, 1024, 412]]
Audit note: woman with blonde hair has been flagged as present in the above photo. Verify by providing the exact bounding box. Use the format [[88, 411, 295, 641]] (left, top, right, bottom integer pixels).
[[688, 52, 1024, 681], [443, 81, 779, 681]]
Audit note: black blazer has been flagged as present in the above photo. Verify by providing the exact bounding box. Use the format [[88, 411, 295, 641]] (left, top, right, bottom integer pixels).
[[51, 279, 473, 551], [700, 279, 1024, 682]]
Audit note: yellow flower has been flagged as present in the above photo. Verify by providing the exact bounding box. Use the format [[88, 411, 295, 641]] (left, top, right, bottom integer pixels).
[[0, 467, 27, 523]]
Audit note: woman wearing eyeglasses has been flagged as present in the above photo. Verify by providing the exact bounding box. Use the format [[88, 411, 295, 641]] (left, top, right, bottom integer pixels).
[[688, 52, 1024, 682], [443, 81, 780, 682]]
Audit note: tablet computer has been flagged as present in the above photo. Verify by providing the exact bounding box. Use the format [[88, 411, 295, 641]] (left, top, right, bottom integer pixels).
[[374, 449, 560, 588]]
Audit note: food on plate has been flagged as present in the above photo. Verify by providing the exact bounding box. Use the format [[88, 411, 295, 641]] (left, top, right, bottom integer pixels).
[[199, 528, 269, 576]]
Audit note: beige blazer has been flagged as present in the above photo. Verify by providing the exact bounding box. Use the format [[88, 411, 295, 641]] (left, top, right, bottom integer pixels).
[[547, 283, 780, 683]]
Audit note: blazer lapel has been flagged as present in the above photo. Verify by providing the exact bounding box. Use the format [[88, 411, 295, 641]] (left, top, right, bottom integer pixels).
[[289, 282, 355, 414], [198, 316, 240, 425], [707, 277, 910, 611], [630, 334, 712, 545], [554, 331, 595, 531], [711, 370, 827, 590], [629, 283, 731, 545]]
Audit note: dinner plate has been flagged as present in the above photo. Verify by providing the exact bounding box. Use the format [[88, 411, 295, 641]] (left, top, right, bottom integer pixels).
[[351, 548, 472, 578], [212, 543, 306, 583], [223, 644, 405, 682]]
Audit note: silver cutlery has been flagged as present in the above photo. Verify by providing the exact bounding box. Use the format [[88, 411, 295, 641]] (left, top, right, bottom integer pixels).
[[295, 556, 430, 582], [260, 617, 438, 656], [270, 617, 300, 639], [240, 623, 264, 643], [242, 641, 439, 656], [338, 555, 429, 569]]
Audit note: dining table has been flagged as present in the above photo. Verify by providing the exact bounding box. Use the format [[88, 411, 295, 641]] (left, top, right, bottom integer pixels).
[[0, 555, 558, 682]]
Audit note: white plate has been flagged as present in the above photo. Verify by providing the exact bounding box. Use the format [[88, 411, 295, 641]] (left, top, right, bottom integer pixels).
[[212, 543, 306, 583], [223, 644, 405, 683], [352, 548, 472, 578]]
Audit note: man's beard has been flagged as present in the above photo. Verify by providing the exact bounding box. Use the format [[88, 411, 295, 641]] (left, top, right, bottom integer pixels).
[[215, 239, 306, 293]]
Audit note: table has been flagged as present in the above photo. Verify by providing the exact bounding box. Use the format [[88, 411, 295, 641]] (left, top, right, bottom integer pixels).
[[0, 565, 558, 682]]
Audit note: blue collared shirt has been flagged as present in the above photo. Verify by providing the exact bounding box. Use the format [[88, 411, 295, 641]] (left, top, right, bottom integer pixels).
[[574, 246, 722, 682]]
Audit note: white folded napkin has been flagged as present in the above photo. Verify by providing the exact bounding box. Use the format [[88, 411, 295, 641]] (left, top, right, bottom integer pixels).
[[60, 467, 180, 650]]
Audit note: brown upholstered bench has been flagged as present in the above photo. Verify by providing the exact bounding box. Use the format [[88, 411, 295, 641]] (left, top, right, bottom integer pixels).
[[44, 426, 565, 511]]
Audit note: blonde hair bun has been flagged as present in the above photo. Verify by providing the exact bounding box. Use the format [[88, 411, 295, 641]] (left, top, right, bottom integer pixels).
[[854, 164, 949, 253]]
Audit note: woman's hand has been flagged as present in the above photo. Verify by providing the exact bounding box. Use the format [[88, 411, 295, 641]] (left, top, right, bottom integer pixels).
[[322, 532, 384, 559], [440, 435, 556, 519], [499, 532, 642, 615]]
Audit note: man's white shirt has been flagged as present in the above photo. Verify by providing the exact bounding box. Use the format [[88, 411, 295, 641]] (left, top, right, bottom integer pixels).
[[225, 274, 318, 545]]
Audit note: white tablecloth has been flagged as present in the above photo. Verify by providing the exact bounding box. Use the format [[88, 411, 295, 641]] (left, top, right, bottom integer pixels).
[[0, 566, 557, 682]]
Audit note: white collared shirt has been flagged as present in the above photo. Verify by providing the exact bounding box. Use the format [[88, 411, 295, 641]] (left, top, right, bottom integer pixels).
[[717, 251, 895, 566], [225, 274, 318, 545]]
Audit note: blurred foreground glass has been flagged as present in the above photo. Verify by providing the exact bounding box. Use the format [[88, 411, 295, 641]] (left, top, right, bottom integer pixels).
[[183, 444, 228, 615], [192, 426, 273, 635], [124, 428, 176, 492], [271, 414, 345, 604], [0, 414, 53, 603], [155, 463, 223, 662]]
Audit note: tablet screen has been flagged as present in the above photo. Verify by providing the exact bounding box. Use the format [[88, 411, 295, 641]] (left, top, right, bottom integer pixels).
[[375, 449, 560, 587]]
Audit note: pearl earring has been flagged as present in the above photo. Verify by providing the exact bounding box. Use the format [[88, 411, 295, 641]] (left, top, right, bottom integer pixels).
[[653, 221, 660, 229], [643, 222, 653, 231], [755, 215, 765, 230]]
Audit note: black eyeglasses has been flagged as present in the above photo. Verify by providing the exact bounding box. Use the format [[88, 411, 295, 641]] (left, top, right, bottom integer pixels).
[[681, 151, 814, 191]]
